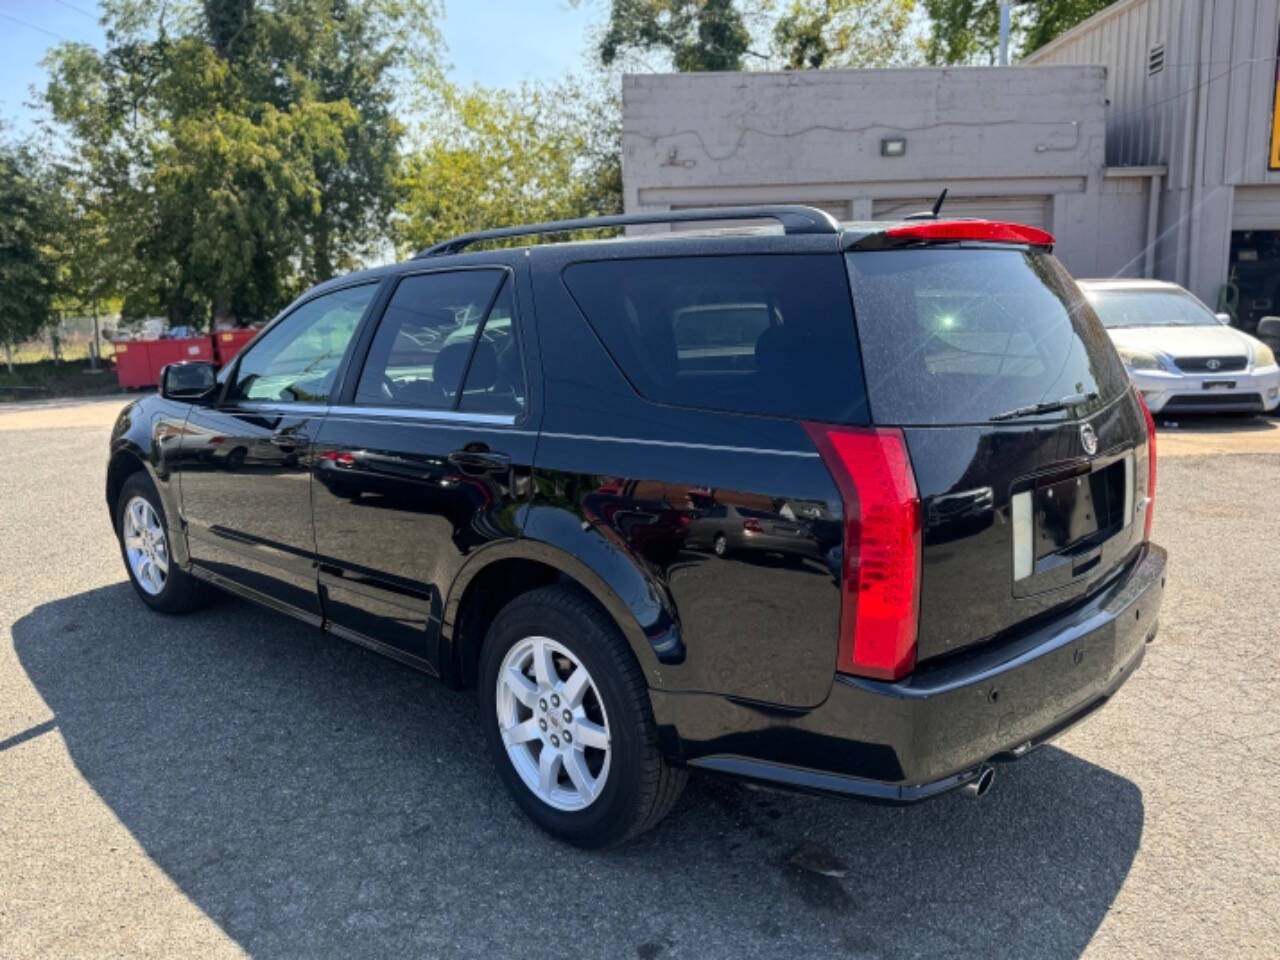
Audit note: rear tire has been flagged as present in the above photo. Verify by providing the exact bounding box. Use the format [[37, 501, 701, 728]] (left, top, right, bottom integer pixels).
[[116, 471, 208, 614], [477, 586, 686, 848]]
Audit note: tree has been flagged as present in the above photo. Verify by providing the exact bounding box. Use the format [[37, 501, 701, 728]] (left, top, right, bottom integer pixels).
[[599, 0, 753, 71], [593, 0, 920, 72], [772, 0, 919, 68], [922, 0, 1111, 65], [398, 79, 622, 254], [40, 0, 441, 328], [0, 141, 60, 373]]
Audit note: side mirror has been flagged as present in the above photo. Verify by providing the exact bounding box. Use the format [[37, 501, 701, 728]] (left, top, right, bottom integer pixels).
[[1257, 316, 1280, 349], [160, 361, 218, 402], [1214, 312, 1233, 325]]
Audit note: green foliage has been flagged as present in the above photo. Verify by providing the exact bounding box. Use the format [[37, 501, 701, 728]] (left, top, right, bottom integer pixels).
[[922, 0, 1111, 64], [398, 80, 622, 253], [1021, 0, 1112, 55], [41, 0, 440, 326], [772, 0, 920, 68], [599, 0, 753, 71], [594, 0, 920, 72], [0, 140, 61, 359]]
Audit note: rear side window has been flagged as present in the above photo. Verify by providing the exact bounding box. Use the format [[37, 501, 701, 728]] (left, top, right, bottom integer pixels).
[[355, 269, 508, 410], [846, 248, 1129, 425], [562, 255, 868, 423]]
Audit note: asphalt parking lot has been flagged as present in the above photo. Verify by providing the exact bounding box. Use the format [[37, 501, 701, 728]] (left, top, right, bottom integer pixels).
[[2, 397, 1278, 959]]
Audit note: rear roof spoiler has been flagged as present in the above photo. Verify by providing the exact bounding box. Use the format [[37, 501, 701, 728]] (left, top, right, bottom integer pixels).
[[847, 220, 1056, 252]]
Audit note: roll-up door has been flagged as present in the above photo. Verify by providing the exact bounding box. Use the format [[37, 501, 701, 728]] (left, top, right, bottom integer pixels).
[[872, 195, 1051, 229]]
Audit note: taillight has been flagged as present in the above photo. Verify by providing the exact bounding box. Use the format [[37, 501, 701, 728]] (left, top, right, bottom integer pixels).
[[742, 518, 764, 533], [804, 423, 922, 681], [884, 220, 1055, 247], [1138, 392, 1157, 540]]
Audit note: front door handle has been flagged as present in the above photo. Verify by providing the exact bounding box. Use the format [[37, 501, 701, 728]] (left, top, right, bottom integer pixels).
[[448, 447, 511, 472]]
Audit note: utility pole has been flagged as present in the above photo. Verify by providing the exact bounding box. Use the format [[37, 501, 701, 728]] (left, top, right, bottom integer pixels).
[[999, 0, 1013, 66]]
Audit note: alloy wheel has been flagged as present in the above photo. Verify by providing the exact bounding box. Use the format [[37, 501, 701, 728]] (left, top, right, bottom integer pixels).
[[495, 636, 612, 812], [122, 495, 169, 596]]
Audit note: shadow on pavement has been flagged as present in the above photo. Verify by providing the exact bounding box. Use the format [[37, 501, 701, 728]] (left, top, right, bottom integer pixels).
[[14, 584, 1143, 959]]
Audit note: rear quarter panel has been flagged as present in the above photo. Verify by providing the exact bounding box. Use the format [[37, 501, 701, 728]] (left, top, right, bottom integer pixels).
[[526, 239, 846, 708]]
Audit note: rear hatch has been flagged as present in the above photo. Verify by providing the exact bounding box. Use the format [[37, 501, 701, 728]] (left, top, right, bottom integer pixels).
[[844, 232, 1150, 664]]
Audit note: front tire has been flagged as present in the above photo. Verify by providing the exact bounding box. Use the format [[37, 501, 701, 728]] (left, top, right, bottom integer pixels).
[[478, 587, 686, 848], [116, 471, 208, 614]]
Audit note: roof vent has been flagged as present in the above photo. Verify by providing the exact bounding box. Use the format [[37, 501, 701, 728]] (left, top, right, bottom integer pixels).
[[1147, 42, 1165, 76]]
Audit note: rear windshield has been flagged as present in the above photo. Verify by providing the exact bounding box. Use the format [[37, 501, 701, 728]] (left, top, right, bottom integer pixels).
[[562, 255, 868, 423], [846, 248, 1129, 425], [1086, 289, 1218, 328]]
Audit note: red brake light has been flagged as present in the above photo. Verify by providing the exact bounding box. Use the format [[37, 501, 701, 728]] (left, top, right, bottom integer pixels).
[[1138, 392, 1157, 540], [742, 518, 764, 533], [804, 423, 922, 681], [884, 220, 1055, 248]]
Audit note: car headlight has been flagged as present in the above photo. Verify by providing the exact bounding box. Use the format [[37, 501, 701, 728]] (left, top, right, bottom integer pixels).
[[1116, 347, 1163, 371], [1254, 343, 1277, 368]]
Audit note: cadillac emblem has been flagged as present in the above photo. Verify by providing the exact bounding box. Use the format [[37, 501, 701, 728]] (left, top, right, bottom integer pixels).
[[1080, 423, 1098, 456]]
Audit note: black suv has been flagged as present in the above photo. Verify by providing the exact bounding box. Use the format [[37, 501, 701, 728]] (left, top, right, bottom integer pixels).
[[108, 206, 1166, 847]]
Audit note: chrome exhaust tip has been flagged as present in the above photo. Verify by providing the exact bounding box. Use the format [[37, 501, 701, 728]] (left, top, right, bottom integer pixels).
[[960, 765, 995, 799]]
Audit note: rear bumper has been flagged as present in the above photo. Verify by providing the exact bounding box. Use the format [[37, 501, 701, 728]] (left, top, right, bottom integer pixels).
[[652, 542, 1167, 802]]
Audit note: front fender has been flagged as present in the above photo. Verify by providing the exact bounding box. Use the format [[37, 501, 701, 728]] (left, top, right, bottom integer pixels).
[[107, 396, 192, 566]]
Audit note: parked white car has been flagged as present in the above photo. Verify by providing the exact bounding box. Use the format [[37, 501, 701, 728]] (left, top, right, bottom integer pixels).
[[1078, 279, 1280, 415]]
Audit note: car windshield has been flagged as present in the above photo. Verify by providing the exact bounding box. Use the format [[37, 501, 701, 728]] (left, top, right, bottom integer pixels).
[[1086, 289, 1219, 328]]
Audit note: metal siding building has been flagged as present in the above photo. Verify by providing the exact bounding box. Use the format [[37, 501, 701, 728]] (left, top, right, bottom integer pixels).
[[1026, 0, 1280, 328]]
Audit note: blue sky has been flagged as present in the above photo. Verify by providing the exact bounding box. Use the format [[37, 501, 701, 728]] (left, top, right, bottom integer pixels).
[[0, 0, 603, 135]]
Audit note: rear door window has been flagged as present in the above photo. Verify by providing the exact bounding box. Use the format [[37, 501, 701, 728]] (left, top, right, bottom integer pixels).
[[354, 269, 506, 409], [845, 248, 1129, 425], [562, 255, 867, 423]]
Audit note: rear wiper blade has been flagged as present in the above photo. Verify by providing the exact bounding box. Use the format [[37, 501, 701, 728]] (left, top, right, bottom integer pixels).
[[989, 392, 1098, 422]]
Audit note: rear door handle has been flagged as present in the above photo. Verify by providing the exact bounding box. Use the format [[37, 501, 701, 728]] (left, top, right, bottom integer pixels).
[[270, 432, 307, 448], [448, 448, 511, 472]]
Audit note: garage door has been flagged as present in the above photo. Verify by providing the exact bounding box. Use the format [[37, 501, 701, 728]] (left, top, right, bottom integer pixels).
[[872, 195, 1051, 229], [1231, 186, 1280, 231]]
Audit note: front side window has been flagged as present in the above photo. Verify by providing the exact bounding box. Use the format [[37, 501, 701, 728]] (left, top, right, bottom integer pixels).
[[227, 283, 376, 403], [354, 269, 509, 409]]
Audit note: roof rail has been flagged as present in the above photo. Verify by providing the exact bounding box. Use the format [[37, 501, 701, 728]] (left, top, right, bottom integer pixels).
[[414, 205, 840, 258]]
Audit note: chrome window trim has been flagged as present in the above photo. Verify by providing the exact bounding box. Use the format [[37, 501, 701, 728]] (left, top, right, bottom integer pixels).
[[224, 402, 331, 415], [327, 404, 518, 427]]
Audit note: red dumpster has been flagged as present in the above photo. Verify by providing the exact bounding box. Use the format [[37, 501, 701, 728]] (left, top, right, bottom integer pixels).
[[214, 328, 260, 365], [111, 340, 154, 389], [112, 336, 215, 389]]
